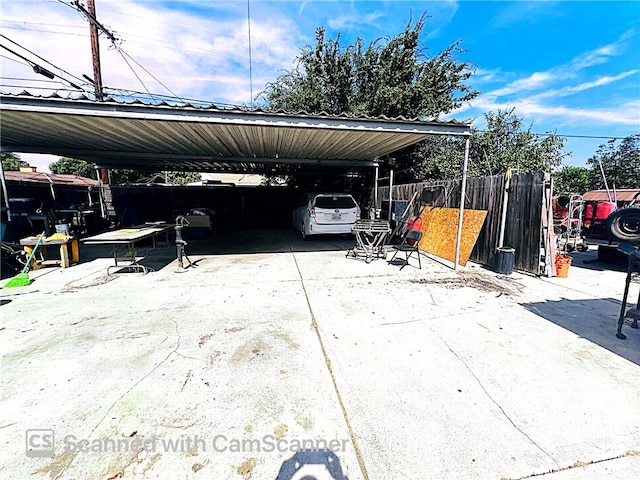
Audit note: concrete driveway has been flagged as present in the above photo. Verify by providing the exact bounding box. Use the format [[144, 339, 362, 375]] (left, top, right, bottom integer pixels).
[[1, 229, 639, 479]]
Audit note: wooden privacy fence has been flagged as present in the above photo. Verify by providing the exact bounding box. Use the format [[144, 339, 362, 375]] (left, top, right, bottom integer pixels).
[[373, 172, 547, 274]]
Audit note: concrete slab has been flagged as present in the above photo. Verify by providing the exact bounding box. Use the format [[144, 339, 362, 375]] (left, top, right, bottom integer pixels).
[[1, 231, 638, 479]]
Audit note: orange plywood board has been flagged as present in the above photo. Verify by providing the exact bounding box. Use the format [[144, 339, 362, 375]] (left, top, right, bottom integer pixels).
[[418, 207, 487, 266]]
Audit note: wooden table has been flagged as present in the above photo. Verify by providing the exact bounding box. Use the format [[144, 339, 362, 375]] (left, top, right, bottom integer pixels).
[[20, 235, 80, 269]]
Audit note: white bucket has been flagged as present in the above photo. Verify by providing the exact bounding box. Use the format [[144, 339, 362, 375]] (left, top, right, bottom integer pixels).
[[55, 224, 70, 235]]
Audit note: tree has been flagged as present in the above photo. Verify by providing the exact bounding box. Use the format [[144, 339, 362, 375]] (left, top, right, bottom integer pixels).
[[552, 166, 593, 195], [261, 15, 478, 119], [405, 109, 568, 181], [1, 153, 27, 171], [164, 171, 201, 185], [586, 134, 640, 190], [49, 157, 96, 178]]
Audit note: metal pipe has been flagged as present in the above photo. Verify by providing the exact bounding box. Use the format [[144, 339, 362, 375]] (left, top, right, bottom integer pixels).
[[545, 176, 554, 277], [0, 158, 11, 222], [454, 138, 470, 270], [387, 169, 394, 223], [96, 166, 105, 218], [373, 165, 379, 219], [497, 168, 512, 249], [597, 159, 611, 202]]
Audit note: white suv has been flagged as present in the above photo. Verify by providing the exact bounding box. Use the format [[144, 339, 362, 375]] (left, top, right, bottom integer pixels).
[[292, 193, 361, 240]]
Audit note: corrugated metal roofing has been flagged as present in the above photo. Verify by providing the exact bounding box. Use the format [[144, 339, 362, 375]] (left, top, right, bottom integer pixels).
[[582, 189, 640, 203], [0, 91, 471, 175], [3, 170, 98, 185]]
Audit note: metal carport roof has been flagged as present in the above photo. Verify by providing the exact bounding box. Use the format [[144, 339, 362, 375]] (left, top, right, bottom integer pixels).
[[0, 92, 470, 175]]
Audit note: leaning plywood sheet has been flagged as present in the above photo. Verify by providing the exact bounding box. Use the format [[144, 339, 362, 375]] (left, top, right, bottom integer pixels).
[[418, 207, 487, 266]]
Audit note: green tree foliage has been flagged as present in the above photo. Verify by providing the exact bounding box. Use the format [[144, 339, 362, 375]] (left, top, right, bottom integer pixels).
[[49, 157, 96, 178], [164, 171, 201, 185], [259, 14, 478, 186], [406, 109, 568, 181], [1, 153, 26, 171], [586, 134, 640, 190], [261, 14, 478, 119], [48, 157, 201, 185], [552, 166, 593, 195]]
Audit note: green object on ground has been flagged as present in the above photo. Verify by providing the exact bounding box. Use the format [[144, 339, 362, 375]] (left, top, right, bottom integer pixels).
[[3, 231, 45, 288]]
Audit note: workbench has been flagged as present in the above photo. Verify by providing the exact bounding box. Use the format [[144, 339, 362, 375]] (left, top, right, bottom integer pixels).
[[81, 223, 173, 274], [20, 235, 80, 269]]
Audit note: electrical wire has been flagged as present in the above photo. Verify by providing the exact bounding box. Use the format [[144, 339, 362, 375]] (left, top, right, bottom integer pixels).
[[0, 19, 85, 29], [474, 130, 631, 140], [247, 0, 254, 107], [0, 33, 87, 87], [0, 26, 88, 37], [116, 47, 186, 103]]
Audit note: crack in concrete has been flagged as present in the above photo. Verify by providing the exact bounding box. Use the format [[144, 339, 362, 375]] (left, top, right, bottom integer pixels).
[[286, 237, 370, 480], [89, 317, 183, 436], [507, 450, 640, 479], [40, 317, 183, 478], [430, 327, 558, 465]]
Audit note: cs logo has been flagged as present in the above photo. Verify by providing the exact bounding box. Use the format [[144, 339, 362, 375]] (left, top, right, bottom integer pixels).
[[26, 429, 55, 458]]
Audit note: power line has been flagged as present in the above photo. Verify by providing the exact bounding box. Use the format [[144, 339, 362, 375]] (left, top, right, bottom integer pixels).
[[0, 25, 88, 37], [474, 130, 633, 141], [116, 47, 186, 103], [0, 33, 87, 88], [247, 0, 254, 107], [0, 19, 85, 29], [0, 42, 83, 90]]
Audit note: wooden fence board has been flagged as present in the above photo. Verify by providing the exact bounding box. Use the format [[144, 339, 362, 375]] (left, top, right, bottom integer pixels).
[[373, 172, 545, 274]]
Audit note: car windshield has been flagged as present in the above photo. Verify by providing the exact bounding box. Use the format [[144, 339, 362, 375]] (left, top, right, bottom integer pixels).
[[314, 196, 356, 209]]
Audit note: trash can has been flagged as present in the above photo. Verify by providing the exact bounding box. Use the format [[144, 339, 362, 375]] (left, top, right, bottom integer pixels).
[[495, 247, 515, 275]]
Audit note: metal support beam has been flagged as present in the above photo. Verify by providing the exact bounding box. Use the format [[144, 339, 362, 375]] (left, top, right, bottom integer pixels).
[[454, 137, 470, 271]]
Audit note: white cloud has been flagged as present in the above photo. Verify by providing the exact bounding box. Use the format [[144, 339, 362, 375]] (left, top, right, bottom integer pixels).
[[0, 0, 302, 105]]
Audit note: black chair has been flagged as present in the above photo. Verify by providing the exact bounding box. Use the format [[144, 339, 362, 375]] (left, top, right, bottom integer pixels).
[[388, 229, 422, 269]]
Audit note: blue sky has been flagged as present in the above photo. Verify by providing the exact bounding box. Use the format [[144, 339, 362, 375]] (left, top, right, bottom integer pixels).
[[1, 0, 638, 172]]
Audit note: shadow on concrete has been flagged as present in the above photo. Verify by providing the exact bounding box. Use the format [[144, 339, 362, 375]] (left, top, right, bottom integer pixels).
[[75, 228, 356, 273], [563, 248, 629, 273], [521, 297, 640, 366], [276, 449, 349, 480]]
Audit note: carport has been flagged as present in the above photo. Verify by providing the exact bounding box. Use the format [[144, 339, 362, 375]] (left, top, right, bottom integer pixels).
[[0, 92, 472, 264]]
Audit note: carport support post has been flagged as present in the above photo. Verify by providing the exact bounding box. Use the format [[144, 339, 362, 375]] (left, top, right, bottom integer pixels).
[[96, 166, 105, 218], [0, 158, 10, 221], [454, 137, 470, 271], [373, 165, 379, 219], [388, 169, 394, 223]]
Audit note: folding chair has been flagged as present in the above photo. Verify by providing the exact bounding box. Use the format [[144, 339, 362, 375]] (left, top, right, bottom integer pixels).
[[388, 229, 422, 269]]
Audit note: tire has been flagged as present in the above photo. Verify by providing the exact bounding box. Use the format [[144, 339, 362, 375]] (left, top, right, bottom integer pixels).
[[577, 244, 588, 253], [301, 224, 308, 241], [606, 207, 640, 245]]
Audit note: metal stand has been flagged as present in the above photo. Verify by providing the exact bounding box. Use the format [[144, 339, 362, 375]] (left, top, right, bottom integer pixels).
[[346, 219, 391, 263], [175, 215, 194, 273], [615, 244, 640, 339]]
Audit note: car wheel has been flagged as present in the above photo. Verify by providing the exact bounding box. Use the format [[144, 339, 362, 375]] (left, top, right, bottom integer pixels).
[[301, 224, 308, 241]]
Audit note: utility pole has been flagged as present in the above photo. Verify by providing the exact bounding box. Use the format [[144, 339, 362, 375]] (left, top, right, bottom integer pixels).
[[87, 0, 104, 101]]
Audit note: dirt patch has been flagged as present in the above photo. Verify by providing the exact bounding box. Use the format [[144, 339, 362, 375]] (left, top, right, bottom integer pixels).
[[411, 273, 523, 296], [62, 275, 116, 292], [198, 334, 213, 348]]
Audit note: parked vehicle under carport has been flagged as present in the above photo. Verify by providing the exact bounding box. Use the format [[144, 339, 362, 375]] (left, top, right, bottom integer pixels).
[[292, 193, 361, 240]]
